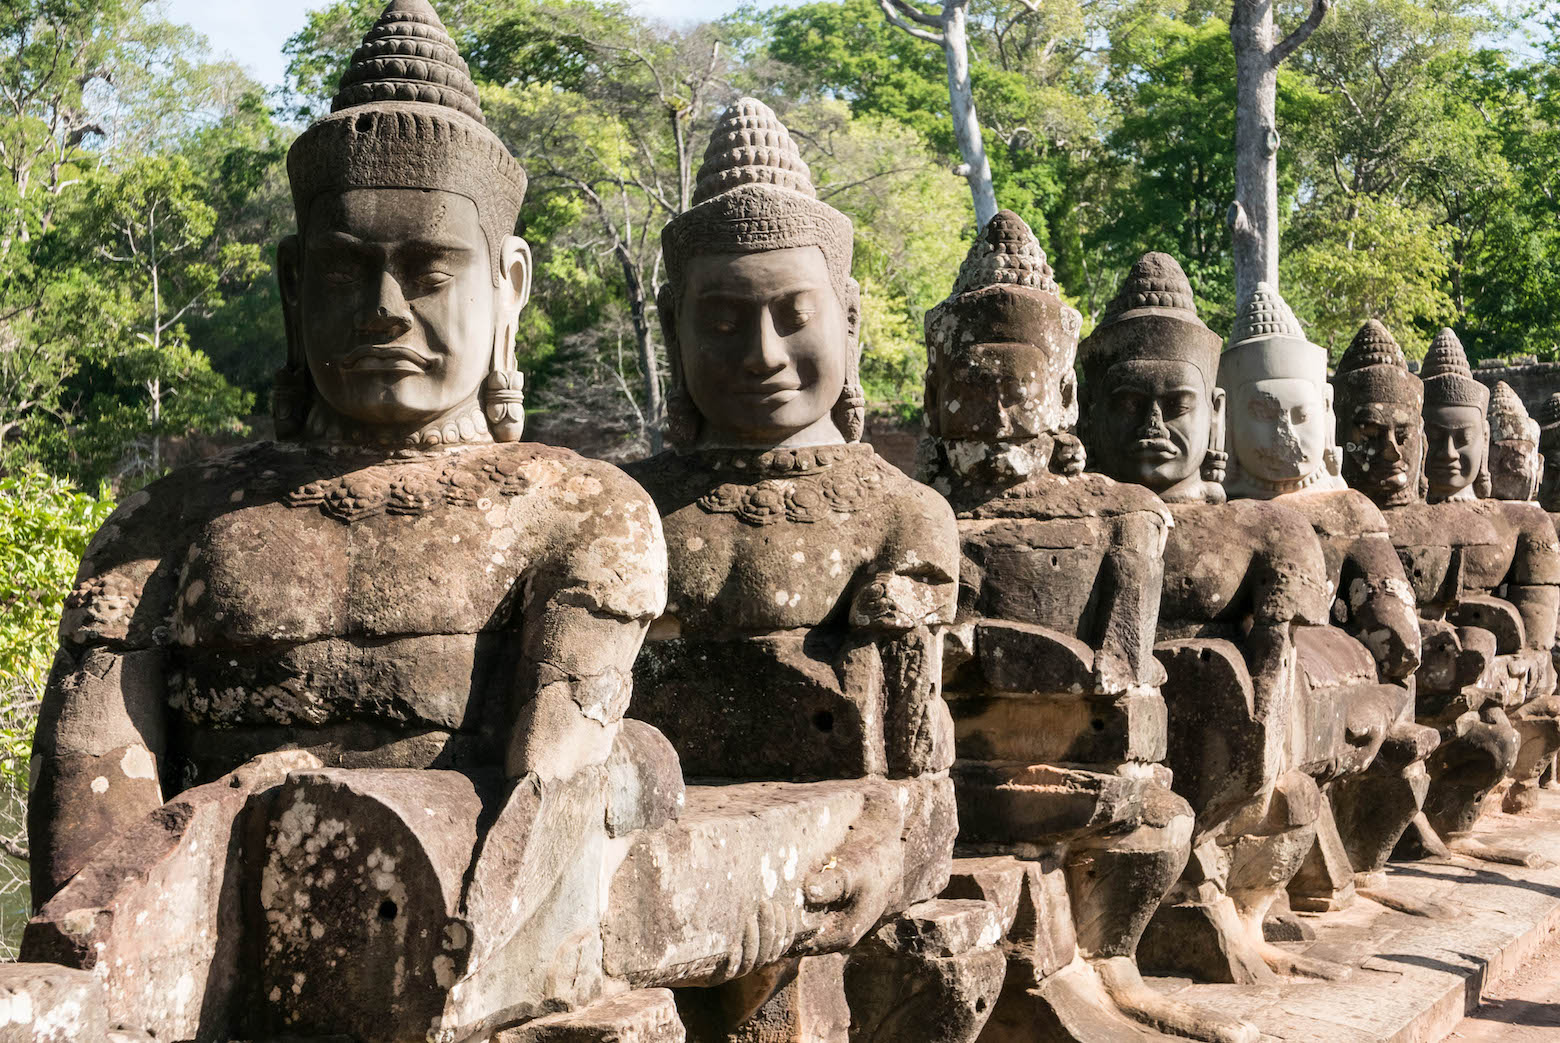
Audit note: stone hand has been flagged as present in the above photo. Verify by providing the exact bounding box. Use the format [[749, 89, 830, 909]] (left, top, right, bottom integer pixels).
[[1050, 431, 1087, 475], [1356, 593, 1422, 681], [794, 797, 902, 956]]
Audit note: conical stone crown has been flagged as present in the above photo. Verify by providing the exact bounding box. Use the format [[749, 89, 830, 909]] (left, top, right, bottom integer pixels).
[[1100, 252, 1196, 324], [1423, 328, 1474, 381], [1543, 392, 1560, 428], [692, 98, 815, 206], [1230, 282, 1305, 347], [1338, 319, 1407, 374], [952, 210, 1057, 295], [334, 0, 482, 122], [1489, 380, 1537, 443]]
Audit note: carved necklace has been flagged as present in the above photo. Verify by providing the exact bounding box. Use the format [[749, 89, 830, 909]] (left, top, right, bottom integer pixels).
[[692, 443, 889, 525], [281, 444, 549, 524], [302, 399, 492, 450]]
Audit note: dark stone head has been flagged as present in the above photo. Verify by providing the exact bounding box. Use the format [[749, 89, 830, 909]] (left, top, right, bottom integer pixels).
[[1419, 328, 1489, 503], [1333, 319, 1425, 509]]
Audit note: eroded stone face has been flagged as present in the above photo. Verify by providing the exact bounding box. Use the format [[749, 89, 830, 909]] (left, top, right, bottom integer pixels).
[[1230, 377, 1331, 486], [1424, 404, 1487, 502], [1341, 401, 1423, 509], [1490, 437, 1542, 502]]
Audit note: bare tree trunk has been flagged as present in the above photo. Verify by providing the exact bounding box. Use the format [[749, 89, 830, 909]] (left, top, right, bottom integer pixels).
[[879, 0, 999, 229], [1229, 0, 1329, 310], [617, 246, 664, 455], [942, 5, 998, 228]]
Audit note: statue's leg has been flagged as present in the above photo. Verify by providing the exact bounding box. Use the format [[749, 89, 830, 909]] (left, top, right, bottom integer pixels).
[[1067, 788, 1258, 1043], [1222, 772, 1348, 981], [1411, 708, 1546, 866], [1505, 694, 1560, 813], [842, 899, 1004, 1043]]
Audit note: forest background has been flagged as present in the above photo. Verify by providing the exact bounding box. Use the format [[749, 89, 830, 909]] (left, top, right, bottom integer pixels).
[[1, 0, 1558, 949]]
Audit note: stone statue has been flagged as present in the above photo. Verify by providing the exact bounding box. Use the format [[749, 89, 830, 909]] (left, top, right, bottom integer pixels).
[[922, 230, 1254, 1043], [1482, 380, 1560, 813], [1215, 289, 1433, 917], [1078, 259, 1340, 985], [1333, 321, 1529, 865], [23, 3, 692, 1039], [1539, 392, 1560, 515], [623, 98, 1002, 1043]]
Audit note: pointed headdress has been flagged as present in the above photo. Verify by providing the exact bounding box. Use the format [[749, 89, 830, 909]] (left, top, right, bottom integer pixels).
[[1332, 319, 1422, 413], [923, 210, 1081, 438], [286, 0, 527, 285], [1488, 381, 1538, 444], [1219, 282, 1327, 390], [1079, 252, 1220, 389], [1420, 329, 1489, 411], [661, 99, 854, 301]]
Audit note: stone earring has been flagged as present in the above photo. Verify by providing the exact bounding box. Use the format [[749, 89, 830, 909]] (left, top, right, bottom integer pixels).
[[484, 317, 525, 442], [272, 365, 311, 440], [1200, 448, 1228, 486], [665, 385, 701, 447], [482, 369, 525, 442], [833, 383, 866, 443]]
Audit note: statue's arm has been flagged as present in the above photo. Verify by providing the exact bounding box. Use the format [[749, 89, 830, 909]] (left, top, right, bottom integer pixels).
[[1246, 509, 1330, 723], [29, 487, 179, 904], [1342, 532, 1422, 681], [1094, 510, 1168, 693], [1505, 506, 1560, 652], [508, 472, 668, 784], [849, 485, 961, 777]]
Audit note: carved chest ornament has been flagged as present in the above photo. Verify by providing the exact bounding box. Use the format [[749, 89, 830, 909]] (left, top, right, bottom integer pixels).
[[695, 444, 891, 526], [285, 451, 545, 524]]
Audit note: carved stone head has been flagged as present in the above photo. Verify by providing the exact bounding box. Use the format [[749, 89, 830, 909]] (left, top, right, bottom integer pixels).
[[1420, 328, 1490, 503], [1488, 381, 1542, 501], [1219, 283, 1343, 499], [658, 99, 862, 449], [924, 210, 1080, 450], [1333, 319, 1425, 509], [276, 0, 531, 447], [1539, 394, 1560, 511], [1079, 252, 1225, 503]]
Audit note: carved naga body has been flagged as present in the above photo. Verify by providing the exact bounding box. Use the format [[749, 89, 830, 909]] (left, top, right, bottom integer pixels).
[[1333, 323, 1534, 863], [624, 99, 1003, 1043], [1080, 260, 1342, 988], [924, 233, 1255, 1043], [1217, 291, 1434, 916]]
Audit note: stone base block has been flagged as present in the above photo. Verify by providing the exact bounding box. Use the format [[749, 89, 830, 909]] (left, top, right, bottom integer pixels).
[[0, 963, 105, 1043]]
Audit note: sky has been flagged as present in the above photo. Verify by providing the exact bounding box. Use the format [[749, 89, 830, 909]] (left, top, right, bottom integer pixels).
[[163, 0, 752, 91]]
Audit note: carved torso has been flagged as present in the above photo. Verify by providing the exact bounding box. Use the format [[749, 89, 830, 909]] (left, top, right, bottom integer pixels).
[[62, 441, 665, 788], [626, 444, 957, 779], [1159, 500, 1330, 639], [1382, 502, 1503, 614]]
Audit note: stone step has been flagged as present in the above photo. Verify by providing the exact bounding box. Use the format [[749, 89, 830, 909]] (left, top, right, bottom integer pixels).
[[1147, 786, 1560, 1042]]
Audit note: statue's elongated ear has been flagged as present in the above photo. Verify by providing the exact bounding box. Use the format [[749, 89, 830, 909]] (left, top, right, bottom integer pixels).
[[484, 235, 533, 443], [273, 234, 311, 439]]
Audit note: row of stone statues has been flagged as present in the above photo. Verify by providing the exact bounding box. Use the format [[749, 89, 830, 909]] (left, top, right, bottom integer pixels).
[[11, 2, 1560, 1042]]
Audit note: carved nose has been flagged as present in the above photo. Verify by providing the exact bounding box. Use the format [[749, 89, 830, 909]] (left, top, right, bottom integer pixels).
[[361, 272, 412, 336], [744, 309, 788, 376]]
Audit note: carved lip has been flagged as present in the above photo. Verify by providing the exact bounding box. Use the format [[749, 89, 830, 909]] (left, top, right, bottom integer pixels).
[[1129, 439, 1178, 460], [344, 344, 435, 372], [734, 384, 803, 404]]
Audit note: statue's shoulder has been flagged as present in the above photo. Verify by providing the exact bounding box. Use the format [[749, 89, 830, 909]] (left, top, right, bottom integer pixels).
[[965, 472, 1170, 527], [1385, 501, 1500, 548], [1294, 487, 1390, 539], [1221, 498, 1322, 560]]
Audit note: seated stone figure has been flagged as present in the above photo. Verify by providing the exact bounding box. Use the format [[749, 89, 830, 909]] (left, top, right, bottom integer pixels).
[[624, 99, 1002, 1043], [1079, 258, 1341, 985], [1481, 381, 1560, 812], [23, 4, 683, 1039], [1215, 289, 1434, 916], [919, 225, 1254, 1043], [1332, 322, 1529, 866]]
